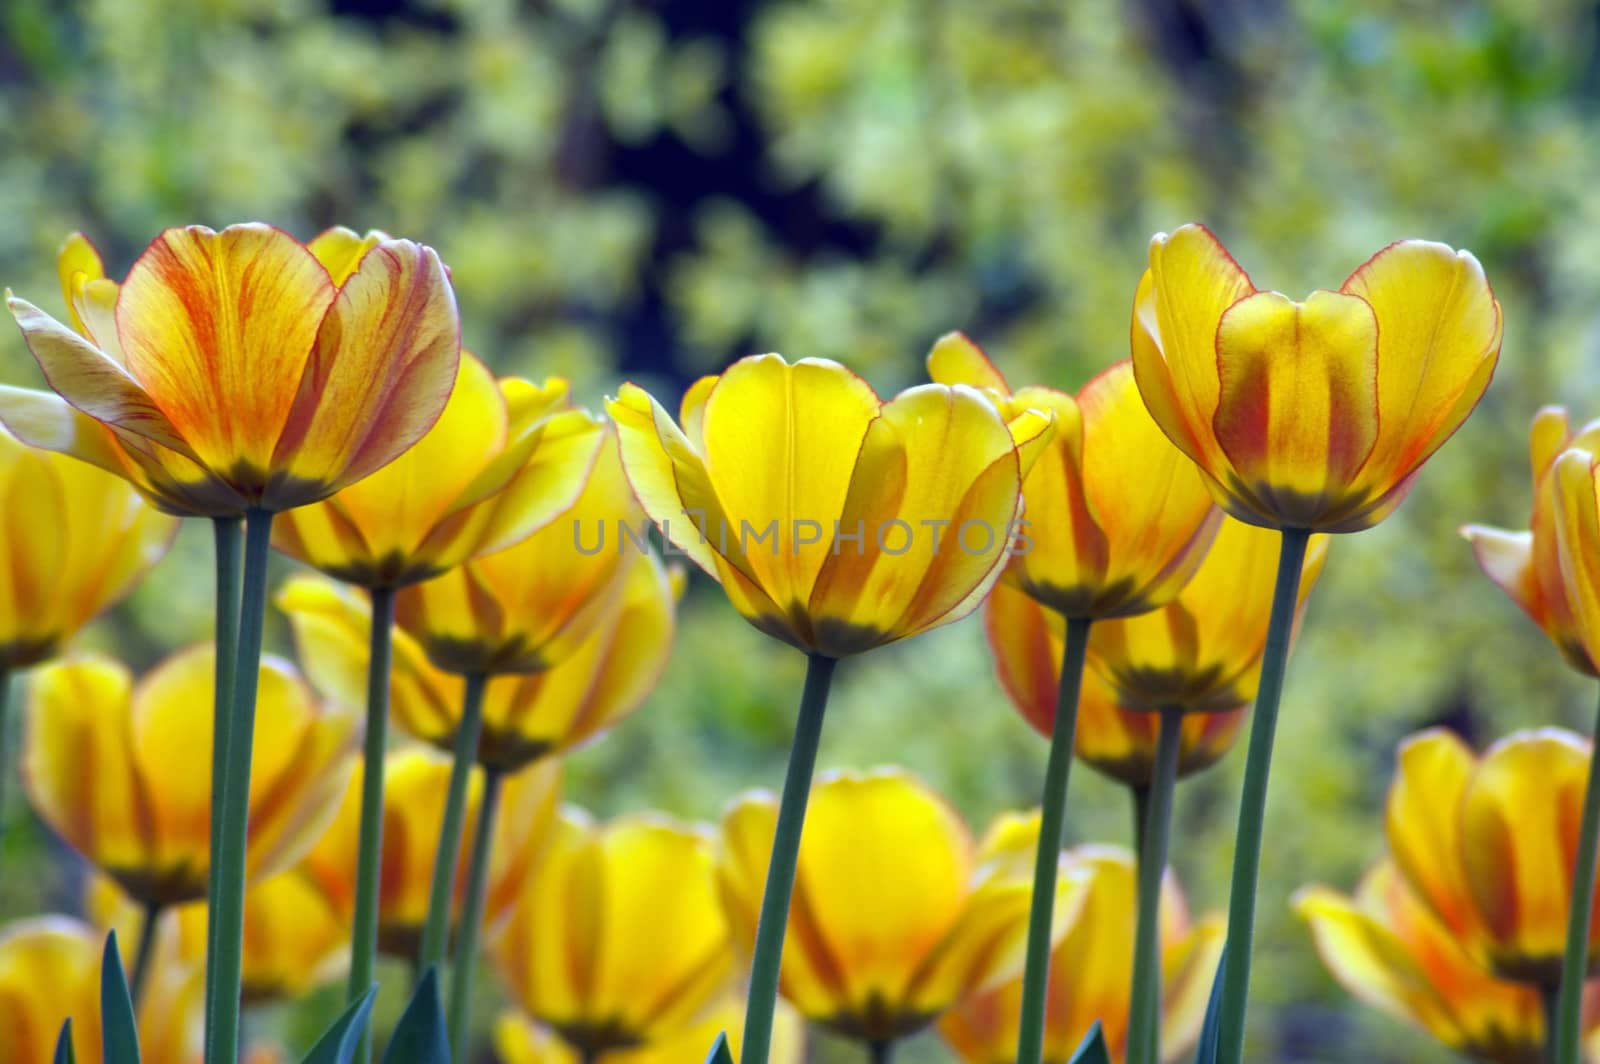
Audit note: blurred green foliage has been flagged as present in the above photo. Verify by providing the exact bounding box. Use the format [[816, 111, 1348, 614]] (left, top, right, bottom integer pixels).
[[5, 0, 1600, 1060]]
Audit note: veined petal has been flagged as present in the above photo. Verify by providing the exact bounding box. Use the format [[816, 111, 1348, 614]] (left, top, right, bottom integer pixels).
[[9, 295, 196, 457], [699, 354, 880, 615], [56, 233, 125, 363], [1341, 240, 1502, 483], [1462, 525, 1541, 626], [270, 238, 460, 503], [57, 232, 106, 334], [116, 224, 336, 480], [1384, 729, 1484, 945], [1212, 289, 1380, 525], [307, 226, 386, 286], [1553, 449, 1600, 671]]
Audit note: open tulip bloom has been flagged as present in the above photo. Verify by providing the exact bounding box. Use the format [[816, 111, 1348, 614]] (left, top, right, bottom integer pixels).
[[0, 222, 461, 1064], [1124, 223, 1502, 1063], [608, 351, 1054, 1064]]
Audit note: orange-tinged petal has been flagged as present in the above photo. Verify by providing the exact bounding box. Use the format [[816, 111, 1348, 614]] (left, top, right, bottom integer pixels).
[[1554, 449, 1600, 673], [1461, 729, 1599, 982], [167, 871, 347, 1002], [270, 237, 460, 502], [1340, 240, 1502, 485], [1384, 729, 1484, 945], [1464, 525, 1540, 625], [1212, 289, 1380, 526], [699, 354, 879, 620], [807, 385, 1022, 656], [116, 224, 335, 479]]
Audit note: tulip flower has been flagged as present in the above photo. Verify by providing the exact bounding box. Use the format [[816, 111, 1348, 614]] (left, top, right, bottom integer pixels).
[[717, 769, 1073, 1058], [940, 841, 1224, 1064], [1128, 225, 1502, 1064], [494, 997, 806, 1064], [928, 336, 1222, 1064], [1297, 860, 1600, 1064], [23, 645, 355, 908], [1465, 408, 1600, 676], [2, 223, 463, 1063], [610, 352, 1053, 1064], [0, 915, 202, 1064], [300, 746, 560, 959], [986, 580, 1245, 788], [489, 809, 732, 1059]]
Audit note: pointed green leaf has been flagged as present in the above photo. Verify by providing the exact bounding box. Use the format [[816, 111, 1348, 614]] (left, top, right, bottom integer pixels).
[[381, 966, 450, 1064], [1193, 948, 1228, 1064], [53, 1019, 77, 1064], [300, 987, 378, 1064], [704, 1032, 736, 1064], [100, 931, 140, 1064], [1066, 1020, 1111, 1064]]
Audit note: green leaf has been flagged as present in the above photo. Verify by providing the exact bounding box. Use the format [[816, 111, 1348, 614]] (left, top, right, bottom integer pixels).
[[53, 1019, 77, 1064], [100, 931, 140, 1064], [300, 987, 378, 1064], [1066, 1020, 1111, 1064], [704, 1032, 736, 1064], [381, 966, 450, 1064], [1193, 948, 1228, 1064]]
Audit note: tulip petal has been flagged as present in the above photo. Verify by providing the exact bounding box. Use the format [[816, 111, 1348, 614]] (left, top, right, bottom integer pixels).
[[116, 224, 336, 478], [1384, 729, 1482, 943], [1554, 449, 1600, 671], [1212, 289, 1380, 522], [1160, 913, 1226, 1060], [1462, 525, 1539, 623], [271, 238, 460, 500], [926, 332, 1011, 396], [1340, 240, 1502, 481], [307, 227, 385, 286]]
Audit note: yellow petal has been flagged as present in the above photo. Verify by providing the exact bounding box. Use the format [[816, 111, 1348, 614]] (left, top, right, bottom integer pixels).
[[307, 226, 385, 286], [1160, 913, 1226, 1060], [926, 332, 1012, 397], [1554, 449, 1600, 673], [1461, 728, 1598, 981], [1340, 240, 1502, 488], [1212, 289, 1380, 526], [270, 237, 460, 504], [57, 232, 107, 335], [115, 224, 335, 480], [1383, 728, 1485, 946]]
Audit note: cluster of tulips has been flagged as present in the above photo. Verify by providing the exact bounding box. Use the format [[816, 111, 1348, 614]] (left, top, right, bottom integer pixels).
[[0, 217, 1594, 1064]]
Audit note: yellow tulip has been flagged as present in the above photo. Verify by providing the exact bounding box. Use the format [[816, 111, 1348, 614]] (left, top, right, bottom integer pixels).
[[1295, 859, 1600, 1064], [1545, 444, 1600, 676], [928, 336, 1220, 618], [493, 996, 806, 1064], [280, 549, 678, 772], [1130, 224, 1502, 532], [21, 646, 357, 906], [1464, 407, 1598, 675], [985, 581, 1244, 786], [300, 747, 560, 958], [0, 915, 202, 1064], [1086, 516, 1328, 713], [394, 429, 646, 676], [489, 809, 731, 1057], [0, 425, 177, 669], [717, 768, 1066, 1044], [272, 352, 606, 588], [940, 841, 1224, 1064], [1, 226, 461, 516], [1377, 728, 1600, 985], [608, 353, 1054, 657]]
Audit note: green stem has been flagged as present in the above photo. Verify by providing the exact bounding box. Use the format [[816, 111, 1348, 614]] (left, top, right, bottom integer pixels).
[[348, 585, 396, 1064], [740, 653, 838, 1064], [1127, 708, 1183, 1064], [449, 766, 502, 1063], [1213, 527, 1311, 1064], [418, 672, 488, 972], [1555, 684, 1600, 1064], [1131, 783, 1150, 855], [130, 902, 163, 1007], [1546, 983, 1562, 1064], [1014, 615, 1093, 1064], [870, 1039, 895, 1064], [203, 515, 242, 1047], [205, 508, 273, 1064]]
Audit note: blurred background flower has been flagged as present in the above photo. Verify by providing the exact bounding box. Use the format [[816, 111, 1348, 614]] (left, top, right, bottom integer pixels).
[[5, 1, 1600, 1059]]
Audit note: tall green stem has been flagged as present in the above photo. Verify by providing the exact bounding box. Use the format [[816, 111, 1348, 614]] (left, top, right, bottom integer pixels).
[[204, 516, 242, 1046], [449, 766, 502, 1062], [1213, 527, 1311, 1064], [869, 1039, 895, 1064], [348, 585, 396, 1064], [1546, 984, 1561, 1064], [418, 672, 488, 972], [1014, 615, 1093, 1064], [740, 653, 838, 1064], [1555, 684, 1600, 1064], [205, 508, 273, 1064], [1127, 708, 1183, 1064], [130, 902, 163, 1007]]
